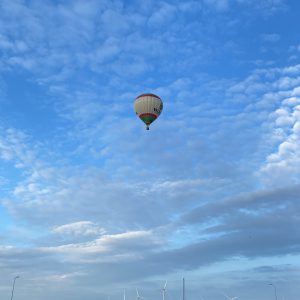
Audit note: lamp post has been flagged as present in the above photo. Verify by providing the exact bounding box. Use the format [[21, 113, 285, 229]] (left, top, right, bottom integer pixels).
[[269, 283, 278, 300], [10, 276, 20, 300]]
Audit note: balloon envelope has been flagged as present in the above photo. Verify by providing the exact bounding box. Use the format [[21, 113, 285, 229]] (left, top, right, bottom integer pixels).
[[134, 93, 163, 130]]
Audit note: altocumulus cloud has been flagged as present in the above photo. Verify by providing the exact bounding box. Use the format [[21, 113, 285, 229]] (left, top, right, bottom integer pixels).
[[1, 1, 300, 300]]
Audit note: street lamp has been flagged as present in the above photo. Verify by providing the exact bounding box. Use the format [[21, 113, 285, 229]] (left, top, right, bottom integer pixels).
[[10, 276, 20, 300], [268, 283, 278, 300]]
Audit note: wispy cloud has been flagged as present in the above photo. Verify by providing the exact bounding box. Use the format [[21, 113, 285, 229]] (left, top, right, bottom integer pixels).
[[52, 221, 106, 237]]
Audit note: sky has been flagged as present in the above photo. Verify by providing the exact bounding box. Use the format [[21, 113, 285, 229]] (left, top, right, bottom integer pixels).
[[0, 0, 300, 299]]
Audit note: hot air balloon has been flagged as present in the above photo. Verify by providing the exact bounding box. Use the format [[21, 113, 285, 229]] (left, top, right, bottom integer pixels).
[[134, 93, 163, 130]]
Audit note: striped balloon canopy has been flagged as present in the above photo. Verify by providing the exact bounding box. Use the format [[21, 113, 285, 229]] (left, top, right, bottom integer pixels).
[[134, 93, 163, 130]]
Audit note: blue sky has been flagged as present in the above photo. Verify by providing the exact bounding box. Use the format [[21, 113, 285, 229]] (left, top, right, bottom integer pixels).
[[0, 0, 300, 299]]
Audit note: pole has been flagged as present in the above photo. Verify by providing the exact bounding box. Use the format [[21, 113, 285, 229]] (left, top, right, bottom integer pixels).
[[162, 281, 167, 300], [10, 276, 20, 300], [183, 278, 185, 300], [269, 283, 278, 300]]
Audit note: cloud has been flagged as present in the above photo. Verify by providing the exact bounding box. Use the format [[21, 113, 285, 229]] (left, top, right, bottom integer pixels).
[[260, 33, 281, 43], [41, 230, 158, 262], [0, 127, 40, 168], [1, 2, 300, 299], [52, 221, 106, 237], [3, 58, 300, 235], [260, 96, 300, 186], [203, 0, 229, 11], [0, 0, 144, 76], [236, 0, 287, 15], [148, 2, 177, 26], [180, 184, 300, 225]]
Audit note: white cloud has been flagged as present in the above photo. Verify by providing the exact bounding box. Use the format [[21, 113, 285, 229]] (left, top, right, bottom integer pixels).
[[0, 0, 145, 77], [273, 107, 294, 126], [148, 2, 177, 26], [0, 128, 39, 167], [41, 230, 158, 262], [282, 96, 300, 106], [260, 99, 300, 186], [1, 1, 300, 299], [52, 221, 106, 237]]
